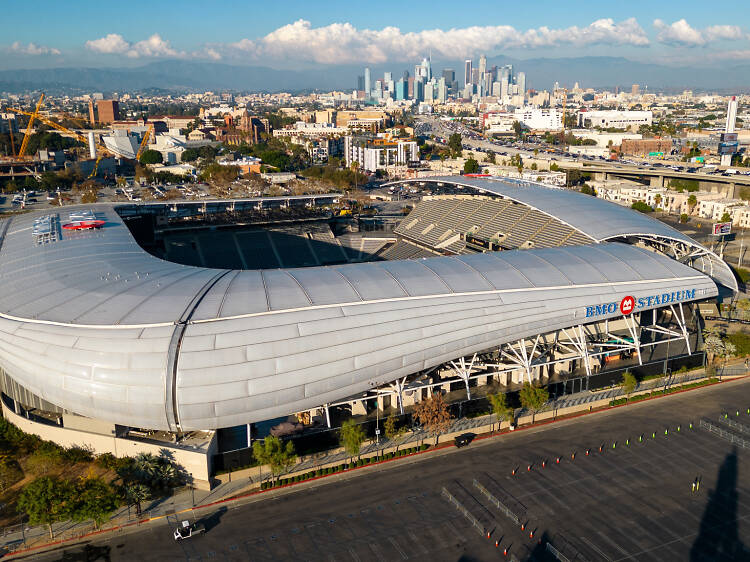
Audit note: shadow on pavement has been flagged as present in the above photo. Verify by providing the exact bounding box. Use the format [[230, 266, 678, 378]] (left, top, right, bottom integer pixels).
[[690, 447, 746, 560], [44, 543, 111, 561], [200, 506, 228, 533]]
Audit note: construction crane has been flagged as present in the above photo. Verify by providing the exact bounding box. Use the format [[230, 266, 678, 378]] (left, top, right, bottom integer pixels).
[[18, 93, 45, 159], [136, 124, 154, 161], [5, 107, 115, 178]]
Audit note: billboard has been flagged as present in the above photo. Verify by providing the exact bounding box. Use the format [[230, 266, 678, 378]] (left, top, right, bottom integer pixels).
[[713, 222, 731, 236], [721, 132, 738, 143], [719, 142, 739, 155]]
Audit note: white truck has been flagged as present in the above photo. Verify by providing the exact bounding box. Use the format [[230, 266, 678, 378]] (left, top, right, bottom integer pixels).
[[173, 520, 206, 540]]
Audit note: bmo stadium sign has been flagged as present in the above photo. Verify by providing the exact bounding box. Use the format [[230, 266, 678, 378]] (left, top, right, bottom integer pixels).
[[585, 289, 696, 319]]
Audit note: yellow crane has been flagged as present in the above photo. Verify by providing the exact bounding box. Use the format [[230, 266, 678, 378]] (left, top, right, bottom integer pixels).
[[136, 124, 154, 161], [5, 107, 115, 178], [18, 93, 45, 159]]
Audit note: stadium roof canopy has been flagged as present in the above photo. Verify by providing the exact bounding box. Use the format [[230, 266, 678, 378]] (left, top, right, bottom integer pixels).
[[386, 176, 737, 291], [0, 193, 720, 431]]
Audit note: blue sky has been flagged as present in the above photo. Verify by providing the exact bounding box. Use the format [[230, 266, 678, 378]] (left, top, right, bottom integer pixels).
[[2, 0, 749, 69]]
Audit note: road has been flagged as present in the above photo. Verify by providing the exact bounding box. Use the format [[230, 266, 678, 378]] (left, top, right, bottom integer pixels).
[[22, 376, 750, 562]]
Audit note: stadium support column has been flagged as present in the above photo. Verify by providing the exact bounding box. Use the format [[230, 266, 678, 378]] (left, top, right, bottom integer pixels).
[[642, 303, 692, 355], [449, 354, 478, 400], [501, 335, 542, 385], [324, 403, 331, 428], [392, 377, 407, 415], [559, 326, 592, 379], [622, 314, 643, 365]]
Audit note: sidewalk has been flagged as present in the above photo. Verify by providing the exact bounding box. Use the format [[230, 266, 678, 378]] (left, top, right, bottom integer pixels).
[[2, 362, 746, 557]]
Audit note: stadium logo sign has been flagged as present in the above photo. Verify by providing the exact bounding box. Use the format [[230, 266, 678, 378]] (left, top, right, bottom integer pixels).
[[585, 289, 696, 319]]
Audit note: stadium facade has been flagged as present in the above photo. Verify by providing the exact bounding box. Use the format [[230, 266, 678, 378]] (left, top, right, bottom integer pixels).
[[0, 177, 733, 485]]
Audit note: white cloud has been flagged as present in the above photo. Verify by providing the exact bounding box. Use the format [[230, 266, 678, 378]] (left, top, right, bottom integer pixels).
[[86, 33, 185, 58], [85, 34, 130, 54], [10, 41, 60, 56], [705, 25, 744, 41], [226, 18, 649, 64], [654, 19, 744, 46], [128, 34, 179, 58]]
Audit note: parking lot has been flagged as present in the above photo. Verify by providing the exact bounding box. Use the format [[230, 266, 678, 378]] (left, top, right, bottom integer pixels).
[[27, 378, 750, 562]]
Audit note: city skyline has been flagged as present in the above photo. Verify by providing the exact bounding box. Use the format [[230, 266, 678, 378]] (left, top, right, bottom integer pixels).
[[1, 0, 750, 73]]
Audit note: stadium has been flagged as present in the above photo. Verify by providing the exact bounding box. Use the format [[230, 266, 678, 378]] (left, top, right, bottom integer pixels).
[[0, 176, 735, 486]]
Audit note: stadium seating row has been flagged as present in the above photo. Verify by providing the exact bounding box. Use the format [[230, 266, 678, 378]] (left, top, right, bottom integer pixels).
[[395, 195, 595, 253]]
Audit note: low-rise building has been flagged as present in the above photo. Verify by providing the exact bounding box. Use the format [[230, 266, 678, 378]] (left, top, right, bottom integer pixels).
[[577, 110, 653, 130], [514, 107, 562, 131], [619, 139, 673, 157], [344, 136, 419, 172]]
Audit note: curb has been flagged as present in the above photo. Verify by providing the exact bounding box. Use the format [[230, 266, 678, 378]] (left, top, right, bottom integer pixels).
[[6, 371, 748, 559]]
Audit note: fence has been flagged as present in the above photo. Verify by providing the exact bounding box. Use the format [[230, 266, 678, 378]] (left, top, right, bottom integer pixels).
[[546, 542, 571, 562], [717, 416, 750, 435], [440, 486, 488, 537], [472, 478, 520, 525], [699, 419, 750, 450]]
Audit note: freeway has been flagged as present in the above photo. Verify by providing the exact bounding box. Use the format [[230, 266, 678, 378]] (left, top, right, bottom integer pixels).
[[415, 116, 750, 189], [23, 376, 750, 562]]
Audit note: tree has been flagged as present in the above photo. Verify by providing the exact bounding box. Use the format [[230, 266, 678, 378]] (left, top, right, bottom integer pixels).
[[447, 133, 462, 158], [485, 151, 496, 164], [631, 201, 653, 213], [530, 162, 538, 171], [123, 482, 149, 516], [721, 211, 732, 223], [580, 184, 595, 196], [71, 477, 118, 529], [488, 392, 514, 432], [549, 162, 560, 171], [414, 392, 451, 445], [703, 327, 726, 364], [680, 213, 689, 223], [139, 149, 163, 165], [621, 371, 637, 403], [463, 157, 480, 174], [180, 148, 199, 162], [0, 456, 23, 493], [687, 194, 697, 212], [384, 414, 399, 449], [654, 194, 662, 210], [252, 436, 297, 483], [519, 382, 549, 424], [339, 419, 366, 463], [512, 120, 523, 139], [17, 476, 74, 538]]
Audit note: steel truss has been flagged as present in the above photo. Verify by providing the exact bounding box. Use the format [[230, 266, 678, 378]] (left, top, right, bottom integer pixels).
[[320, 305, 695, 416]]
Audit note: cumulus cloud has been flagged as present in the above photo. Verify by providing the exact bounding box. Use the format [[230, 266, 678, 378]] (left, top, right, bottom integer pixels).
[[10, 41, 60, 56], [85, 33, 130, 54], [654, 19, 744, 46], [227, 18, 650, 64], [86, 33, 185, 58]]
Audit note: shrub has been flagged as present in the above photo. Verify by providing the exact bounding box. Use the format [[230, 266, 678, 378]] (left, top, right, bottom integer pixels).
[[65, 445, 94, 464], [95, 452, 118, 471], [0, 456, 23, 493], [349, 462, 355, 469], [420, 444, 429, 451]]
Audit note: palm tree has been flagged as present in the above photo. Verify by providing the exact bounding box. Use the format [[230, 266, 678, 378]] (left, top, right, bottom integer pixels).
[[124, 482, 149, 516]]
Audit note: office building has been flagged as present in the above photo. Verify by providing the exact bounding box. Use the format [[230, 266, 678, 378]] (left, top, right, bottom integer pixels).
[[464, 59, 472, 87], [96, 100, 120, 124]]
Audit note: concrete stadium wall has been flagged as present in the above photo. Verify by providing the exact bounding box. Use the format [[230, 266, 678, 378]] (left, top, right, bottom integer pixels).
[[1, 402, 215, 489]]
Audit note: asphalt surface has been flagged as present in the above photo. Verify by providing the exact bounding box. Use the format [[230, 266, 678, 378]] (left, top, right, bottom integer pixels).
[[21, 378, 750, 562]]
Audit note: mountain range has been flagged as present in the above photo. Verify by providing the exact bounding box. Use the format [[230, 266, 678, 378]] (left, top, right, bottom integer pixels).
[[0, 56, 748, 94]]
